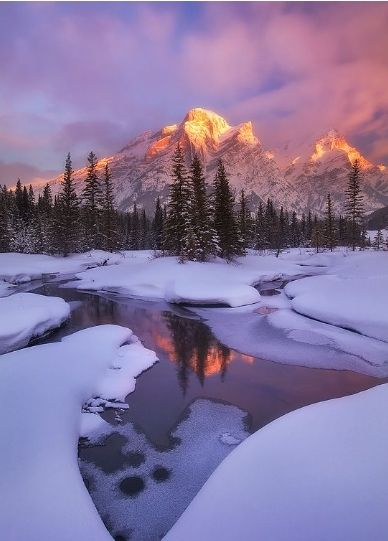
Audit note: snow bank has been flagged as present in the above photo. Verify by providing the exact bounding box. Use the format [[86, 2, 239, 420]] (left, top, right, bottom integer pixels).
[[0, 292, 70, 354], [0, 325, 157, 541], [74, 254, 304, 307], [196, 302, 388, 376], [285, 252, 388, 342], [165, 384, 388, 541], [0, 250, 133, 284], [0, 279, 14, 297], [80, 399, 249, 540]]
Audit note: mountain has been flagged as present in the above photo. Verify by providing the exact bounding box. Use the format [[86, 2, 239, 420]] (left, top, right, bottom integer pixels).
[[46, 108, 388, 216], [366, 205, 388, 230], [281, 129, 388, 215]]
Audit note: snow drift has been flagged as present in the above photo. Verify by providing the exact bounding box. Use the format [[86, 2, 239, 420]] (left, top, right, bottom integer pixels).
[[0, 325, 157, 541], [0, 292, 70, 354]]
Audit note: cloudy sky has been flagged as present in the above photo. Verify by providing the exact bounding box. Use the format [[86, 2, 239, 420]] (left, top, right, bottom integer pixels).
[[1, 1, 387, 185]]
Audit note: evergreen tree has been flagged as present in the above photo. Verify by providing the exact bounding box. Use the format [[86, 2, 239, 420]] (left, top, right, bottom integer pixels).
[[254, 201, 266, 250], [152, 196, 164, 250], [312, 222, 323, 253], [140, 208, 150, 249], [164, 144, 192, 258], [213, 160, 242, 260], [101, 163, 117, 251], [306, 210, 313, 243], [238, 189, 254, 249], [324, 193, 336, 251], [289, 211, 300, 248], [345, 159, 364, 251], [185, 154, 218, 261], [373, 229, 384, 250], [0, 186, 10, 252], [82, 151, 102, 249], [274, 206, 286, 256], [130, 202, 140, 250], [58, 153, 80, 256], [338, 215, 347, 246]]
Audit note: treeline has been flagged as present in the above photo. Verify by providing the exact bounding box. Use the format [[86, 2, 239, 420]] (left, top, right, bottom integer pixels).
[[0, 147, 379, 258], [0, 152, 158, 255]]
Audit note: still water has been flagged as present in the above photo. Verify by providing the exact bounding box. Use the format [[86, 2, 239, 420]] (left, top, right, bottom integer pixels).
[[33, 280, 385, 539]]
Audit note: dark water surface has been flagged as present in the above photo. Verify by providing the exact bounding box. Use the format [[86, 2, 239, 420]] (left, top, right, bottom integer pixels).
[[34, 281, 384, 441], [32, 280, 386, 539]]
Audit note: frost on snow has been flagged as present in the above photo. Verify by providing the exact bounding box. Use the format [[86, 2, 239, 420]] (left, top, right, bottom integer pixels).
[[0, 325, 157, 541], [165, 385, 388, 541], [0, 292, 70, 354], [80, 399, 249, 540]]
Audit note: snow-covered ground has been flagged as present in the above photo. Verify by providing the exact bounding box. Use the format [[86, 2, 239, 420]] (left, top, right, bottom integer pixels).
[[73, 254, 306, 307], [0, 279, 14, 297], [165, 384, 388, 541], [193, 250, 388, 375], [0, 250, 139, 284], [0, 325, 157, 541], [0, 293, 70, 354]]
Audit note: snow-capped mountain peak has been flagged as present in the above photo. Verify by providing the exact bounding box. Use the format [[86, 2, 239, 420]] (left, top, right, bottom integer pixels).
[[310, 129, 372, 169], [44, 108, 388, 215]]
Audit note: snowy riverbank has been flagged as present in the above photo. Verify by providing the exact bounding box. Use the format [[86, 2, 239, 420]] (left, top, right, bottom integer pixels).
[[0, 325, 157, 541], [165, 383, 388, 541], [73, 253, 306, 307], [0, 293, 70, 354]]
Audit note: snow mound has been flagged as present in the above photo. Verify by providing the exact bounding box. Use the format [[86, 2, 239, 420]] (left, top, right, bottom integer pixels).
[[285, 274, 388, 342], [80, 399, 249, 540], [74, 254, 304, 308], [0, 250, 129, 284], [0, 279, 14, 297], [0, 292, 70, 354], [165, 384, 388, 541], [0, 325, 157, 541]]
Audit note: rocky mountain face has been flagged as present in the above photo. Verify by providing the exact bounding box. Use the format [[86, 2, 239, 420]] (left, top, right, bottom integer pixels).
[[47, 108, 388, 216]]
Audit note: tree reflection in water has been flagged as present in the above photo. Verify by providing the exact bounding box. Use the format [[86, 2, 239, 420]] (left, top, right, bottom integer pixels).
[[163, 312, 231, 394]]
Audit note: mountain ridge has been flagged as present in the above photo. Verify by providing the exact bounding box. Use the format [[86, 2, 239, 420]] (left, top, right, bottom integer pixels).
[[45, 107, 388, 216]]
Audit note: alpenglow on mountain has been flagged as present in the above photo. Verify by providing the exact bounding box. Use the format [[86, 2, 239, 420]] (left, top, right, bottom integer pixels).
[[47, 108, 388, 215]]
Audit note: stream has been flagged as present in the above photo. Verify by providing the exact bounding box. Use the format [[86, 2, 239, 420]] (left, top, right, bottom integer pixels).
[[31, 278, 386, 540]]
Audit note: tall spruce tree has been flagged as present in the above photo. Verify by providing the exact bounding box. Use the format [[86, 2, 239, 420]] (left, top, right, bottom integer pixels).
[[238, 189, 253, 250], [255, 201, 265, 250], [152, 196, 164, 250], [164, 144, 191, 258], [185, 154, 218, 261], [373, 229, 384, 250], [213, 160, 242, 260], [58, 153, 80, 256], [324, 193, 336, 251], [101, 163, 117, 251], [345, 159, 364, 251], [82, 151, 102, 249]]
